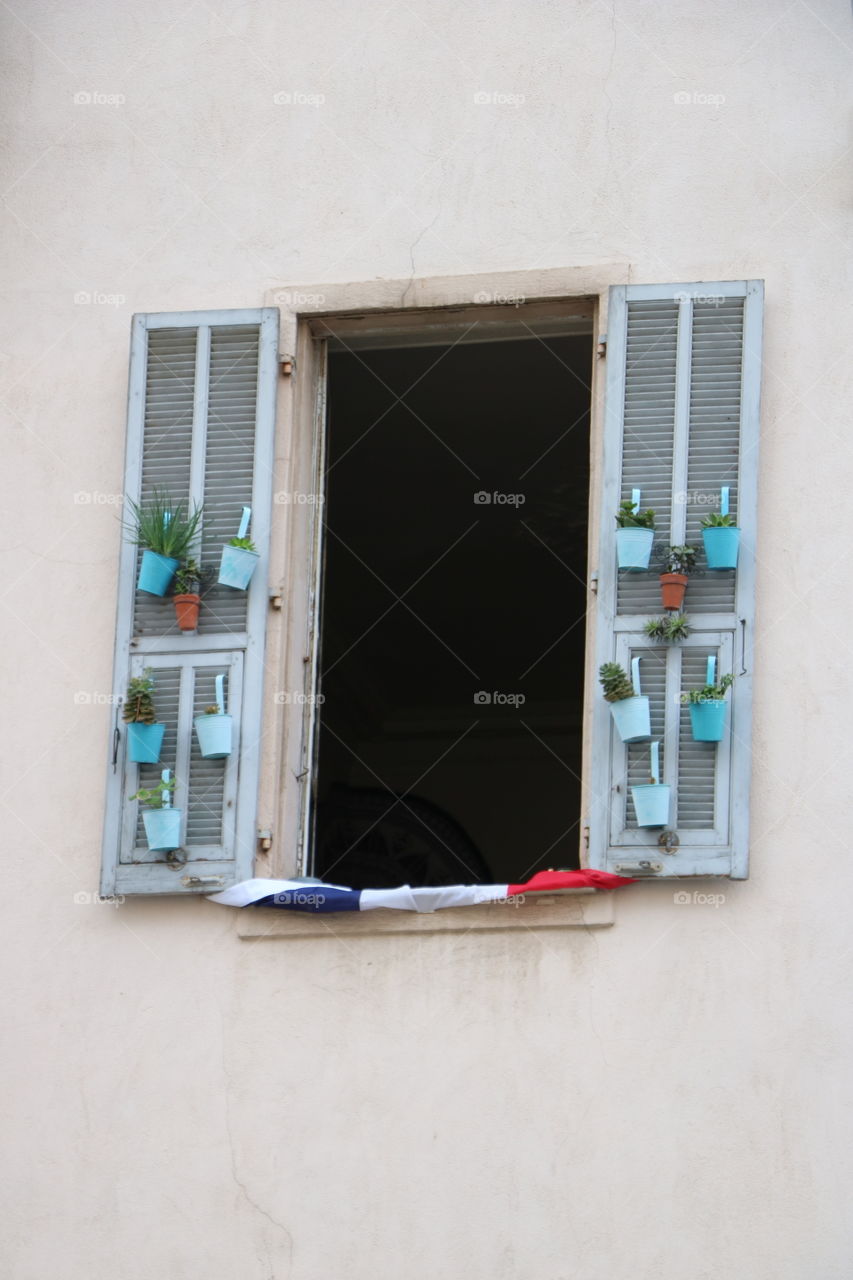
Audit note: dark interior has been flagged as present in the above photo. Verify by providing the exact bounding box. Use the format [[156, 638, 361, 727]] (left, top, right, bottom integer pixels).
[[311, 332, 592, 888]]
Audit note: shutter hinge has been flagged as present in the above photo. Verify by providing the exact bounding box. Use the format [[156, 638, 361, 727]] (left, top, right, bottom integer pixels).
[[596, 334, 607, 358], [590, 570, 599, 594], [583, 825, 590, 851], [269, 590, 283, 610], [258, 829, 273, 852], [279, 354, 294, 376]]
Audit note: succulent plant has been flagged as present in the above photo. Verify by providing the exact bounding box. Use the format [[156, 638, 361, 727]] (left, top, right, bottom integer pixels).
[[683, 672, 734, 704], [702, 512, 736, 528], [615, 499, 655, 529], [129, 776, 176, 809], [228, 536, 256, 552], [599, 662, 636, 703], [122, 669, 157, 724], [645, 613, 690, 643]]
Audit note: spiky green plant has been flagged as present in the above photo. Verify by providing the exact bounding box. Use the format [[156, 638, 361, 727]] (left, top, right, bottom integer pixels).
[[599, 662, 636, 703], [228, 535, 257, 552], [123, 489, 203, 559], [645, 614, 690, 643], [129, 777, 176, 809], [615, 499, 655, 529], [684, 672, 734, 704], [702, 512, 737, 528], [122, 669, 156, 724]]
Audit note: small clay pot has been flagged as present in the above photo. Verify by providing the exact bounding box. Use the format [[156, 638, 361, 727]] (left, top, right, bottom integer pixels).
[[659, 573, 688, 610], [174, 593, 200, 631]]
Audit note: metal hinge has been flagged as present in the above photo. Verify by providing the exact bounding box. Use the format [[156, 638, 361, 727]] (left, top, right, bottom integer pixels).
[[596, 334, 607, 358]]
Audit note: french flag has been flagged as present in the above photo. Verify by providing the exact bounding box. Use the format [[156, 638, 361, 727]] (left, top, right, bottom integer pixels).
[[209, 869, 634, 913]]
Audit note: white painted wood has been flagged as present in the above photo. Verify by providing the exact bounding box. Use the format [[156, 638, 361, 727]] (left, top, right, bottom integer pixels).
[[101, 308, 279, 896], [588, 281, 763, 881]]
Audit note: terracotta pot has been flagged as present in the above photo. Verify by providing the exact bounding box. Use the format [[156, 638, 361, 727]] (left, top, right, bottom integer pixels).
[[173, 593, 200, 631], [659, 573, 688, 610]]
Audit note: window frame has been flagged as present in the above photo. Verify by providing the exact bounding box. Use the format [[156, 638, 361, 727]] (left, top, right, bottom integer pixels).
[[260, 269, 618, 883]]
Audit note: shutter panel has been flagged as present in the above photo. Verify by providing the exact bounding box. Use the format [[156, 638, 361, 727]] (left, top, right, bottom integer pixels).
[[101, 308, 278, 895], [589, 282, 762, 880]]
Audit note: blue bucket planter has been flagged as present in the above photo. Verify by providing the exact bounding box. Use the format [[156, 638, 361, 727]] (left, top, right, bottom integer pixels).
[[126, 721, 166, 764], [610, 695, 651, 743], [195, 712, 233, 759], [616, 527, 654, 571], [142, 807, 182, 852], [689, 699, 727, 742], [218, 545, 259, 590], [137, 550, 179, 596], [703, 526, 740, 570], [631, 783, 671, 828]]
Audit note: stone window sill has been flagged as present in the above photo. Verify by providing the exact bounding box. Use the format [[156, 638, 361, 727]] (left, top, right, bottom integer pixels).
[[235, 889, 615, 940]]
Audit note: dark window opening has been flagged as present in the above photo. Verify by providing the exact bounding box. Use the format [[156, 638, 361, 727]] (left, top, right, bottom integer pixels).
[[310, 332, 592, 888]]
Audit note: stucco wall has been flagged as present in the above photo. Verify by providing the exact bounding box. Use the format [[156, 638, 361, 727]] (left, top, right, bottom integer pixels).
[[3, 2, 852, 1277]]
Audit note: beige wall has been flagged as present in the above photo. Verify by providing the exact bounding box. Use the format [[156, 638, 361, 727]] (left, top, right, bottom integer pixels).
[[3, 2, 852, 1277]]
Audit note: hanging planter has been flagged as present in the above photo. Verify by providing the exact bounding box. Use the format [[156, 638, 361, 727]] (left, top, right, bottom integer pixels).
[[138, 550, 180, 596], [702, 488, 739, 570], [615, 491, 655, 571], [218, 505, 259, 590], [658, 544, 697, 609], [171, 559, 205, 632], [122, 668, 166, 764], [131, 771, 182, 852], [123, 489, 204, 597], [194, 674, 233, 759], [599, 657, 651, 743], [684, 661, 734, 742], [631, 742, 671, 827]]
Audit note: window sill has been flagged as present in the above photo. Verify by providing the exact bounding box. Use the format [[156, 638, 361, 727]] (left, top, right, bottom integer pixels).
[[234, 888, 614, 940]]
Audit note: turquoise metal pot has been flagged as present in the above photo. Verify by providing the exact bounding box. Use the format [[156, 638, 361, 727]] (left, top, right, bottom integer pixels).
[[631, 783, 671, 827], [218, 545, 259, 590], [142, 807, 182, 852], [689, 699, 727, 742], [610, 695, 651, 743], [702, 526, 740, 570], [126, 721, 165, 764], [137, 549, 179, 595], [616, 527, 654, 571], [194, 712, 233, 759]]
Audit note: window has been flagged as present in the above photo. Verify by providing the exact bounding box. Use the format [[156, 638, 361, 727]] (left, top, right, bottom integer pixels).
[[100, 279, 762, 895]]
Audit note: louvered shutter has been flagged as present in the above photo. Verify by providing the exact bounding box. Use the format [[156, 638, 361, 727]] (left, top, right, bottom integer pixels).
[[101, 309, 278, 895], [589, 281, 762, 880]]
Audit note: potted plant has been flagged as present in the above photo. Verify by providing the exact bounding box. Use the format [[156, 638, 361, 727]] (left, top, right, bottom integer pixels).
[[599, 660, 651, 743], [683, 672, 734, 742], [702, 512, 740, 570], [218, 505, 260, 590], [644, 613, 690, 643], [130, 771, 181, 852], [122, 668, 166, 764], [615, 497, 655, 571], [124, 489, 204, 596], [658, 544, 697, 609], [172, 558, 204, 631], [194, 674, 232, 758], [631, 741, 671, 827]]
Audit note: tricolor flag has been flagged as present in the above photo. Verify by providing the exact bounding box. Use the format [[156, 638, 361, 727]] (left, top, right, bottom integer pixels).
[[209, 869, 634, 913]]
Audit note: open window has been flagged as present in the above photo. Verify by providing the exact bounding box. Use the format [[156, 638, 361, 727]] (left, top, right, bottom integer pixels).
[[307, 305, 595, 889]]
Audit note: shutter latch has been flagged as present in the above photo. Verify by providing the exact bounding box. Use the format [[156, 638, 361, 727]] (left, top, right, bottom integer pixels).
[[596, 334, 607, 358], [182, 875, 225, 888], [279, 354, 294, 376]]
